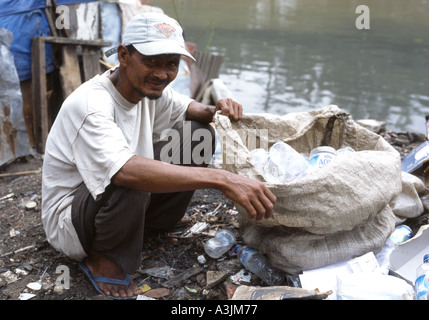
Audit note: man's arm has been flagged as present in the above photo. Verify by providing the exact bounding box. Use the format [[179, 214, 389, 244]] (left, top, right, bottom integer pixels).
[[113, 98, 275, 220], [186, 98, 243, 123], [112, 155, 276, 221]]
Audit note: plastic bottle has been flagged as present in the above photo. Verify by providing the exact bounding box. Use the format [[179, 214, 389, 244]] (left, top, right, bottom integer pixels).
[[204, 229, 236, 259], [263, 141, 309, 183], [250, 148, 269, 174], [309, 146, 336, 169], [234, 245, 284, 286], [211, 129, 223, 168], [389, 225, 413, 245], [415, 254, 429, 300]]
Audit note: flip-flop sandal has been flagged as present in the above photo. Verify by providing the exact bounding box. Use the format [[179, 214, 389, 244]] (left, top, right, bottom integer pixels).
[[79, 262, 137, 300]]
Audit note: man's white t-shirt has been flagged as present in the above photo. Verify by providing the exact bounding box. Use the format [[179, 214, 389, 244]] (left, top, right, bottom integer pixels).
[[41, 69, 192, 260]]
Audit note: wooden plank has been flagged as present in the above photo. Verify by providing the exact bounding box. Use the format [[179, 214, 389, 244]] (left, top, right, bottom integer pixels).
[[210, 56, 224, 79], [196, 52, 224, 80], [19, 80, 35, 148], [59, 45, 81, 98], [42, 36, 110, 47], [192, 50, 225, 101], [0, 167, 41, 178], [44, 7, 58, 37], [31, 37, 48, 154], [194, 80, 213, 102], [82, 46, 101, 81]]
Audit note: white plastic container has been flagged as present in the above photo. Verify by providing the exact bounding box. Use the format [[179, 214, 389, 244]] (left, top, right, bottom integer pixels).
[[309, 146, 336, 169]]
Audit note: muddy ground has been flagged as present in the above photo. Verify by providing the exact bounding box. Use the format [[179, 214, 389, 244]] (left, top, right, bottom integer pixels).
[[0, 128, 428, 301]]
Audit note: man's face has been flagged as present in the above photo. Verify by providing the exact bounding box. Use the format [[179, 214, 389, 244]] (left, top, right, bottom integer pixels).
[[126, 49, 181, 100]]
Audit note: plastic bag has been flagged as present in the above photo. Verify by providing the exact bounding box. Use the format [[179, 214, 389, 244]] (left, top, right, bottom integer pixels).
[[336, 273, 416, 300], [0, 28, 30, 166]]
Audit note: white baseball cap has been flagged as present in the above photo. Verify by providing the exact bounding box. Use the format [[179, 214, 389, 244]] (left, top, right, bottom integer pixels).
[[105, 12, 195, 61]]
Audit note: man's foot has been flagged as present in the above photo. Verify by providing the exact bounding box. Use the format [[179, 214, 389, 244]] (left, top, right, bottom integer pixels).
[[83, 251, 142, 299]]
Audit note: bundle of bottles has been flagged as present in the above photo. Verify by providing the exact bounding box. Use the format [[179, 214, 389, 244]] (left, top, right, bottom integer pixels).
[[250, 141, 355, 184]]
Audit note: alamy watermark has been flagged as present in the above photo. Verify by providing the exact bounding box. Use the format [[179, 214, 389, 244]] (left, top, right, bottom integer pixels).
[[158, 123, 269, 166], [54, 4, 371, 31], [55, 265, 70, 290], [55, 5, 70, 30], [355, 5, 370, 30]]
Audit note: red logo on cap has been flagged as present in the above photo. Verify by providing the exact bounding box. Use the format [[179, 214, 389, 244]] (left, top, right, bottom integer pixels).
[[155, 23, 176, 38]]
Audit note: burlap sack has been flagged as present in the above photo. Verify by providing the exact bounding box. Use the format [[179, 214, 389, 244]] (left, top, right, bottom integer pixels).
[[214, 105, 404, 273], [214, 105, 402, 235], [390, 171, 426, 219], [240, 205, 396, 275]]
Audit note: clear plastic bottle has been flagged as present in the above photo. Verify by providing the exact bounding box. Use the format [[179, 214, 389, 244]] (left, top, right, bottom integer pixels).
[[234, 245, 284, 286], [250, 148, 269, 174], [204, 229, 236, 259], [263, 141, 309, 183], [415, 254, 429, 300]]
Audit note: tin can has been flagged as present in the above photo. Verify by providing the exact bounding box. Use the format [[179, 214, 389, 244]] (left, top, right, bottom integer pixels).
[[309, 146, 336, 169], [390, 225, 413, 245]]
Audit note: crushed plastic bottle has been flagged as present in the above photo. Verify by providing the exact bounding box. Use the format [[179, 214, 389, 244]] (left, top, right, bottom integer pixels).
[[263, 141, 309, 183], [249, 148, 269, 174], [234, 245, 284, 286], [204, 229, 236, 259], [415, 253, 429, 300]]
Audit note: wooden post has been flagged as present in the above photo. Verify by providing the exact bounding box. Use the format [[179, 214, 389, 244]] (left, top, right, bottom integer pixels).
[[31, 37, 49, 154], [59, 44, 81, 98], [82, 46, 101, 82]]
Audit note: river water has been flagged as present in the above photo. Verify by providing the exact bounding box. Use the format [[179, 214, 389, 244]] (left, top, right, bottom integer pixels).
[[154, 0, 429, 133]]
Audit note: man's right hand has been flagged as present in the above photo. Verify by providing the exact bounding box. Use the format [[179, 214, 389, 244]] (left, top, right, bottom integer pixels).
[[219, 171, 276, 221]]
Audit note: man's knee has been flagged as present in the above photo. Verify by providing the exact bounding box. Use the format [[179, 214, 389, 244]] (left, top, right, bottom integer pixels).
[[103, 187, 149, 223]]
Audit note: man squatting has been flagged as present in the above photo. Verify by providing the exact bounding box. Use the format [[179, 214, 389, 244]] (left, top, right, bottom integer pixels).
[[41, 12, 276, 299]]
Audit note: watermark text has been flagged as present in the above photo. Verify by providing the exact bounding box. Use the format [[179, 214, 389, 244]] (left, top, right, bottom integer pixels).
[[356, 5, 370, 29]]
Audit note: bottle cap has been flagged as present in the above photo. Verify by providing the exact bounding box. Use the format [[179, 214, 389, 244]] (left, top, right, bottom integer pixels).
[[233, 245, 242, 254], [311, 146, 336, 155]]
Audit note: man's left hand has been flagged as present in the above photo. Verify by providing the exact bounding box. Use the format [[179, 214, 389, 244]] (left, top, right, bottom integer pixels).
[[215, 98, 243, 122]]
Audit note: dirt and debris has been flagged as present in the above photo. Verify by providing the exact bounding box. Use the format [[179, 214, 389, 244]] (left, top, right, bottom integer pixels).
[[0, 127, 428, 300]]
